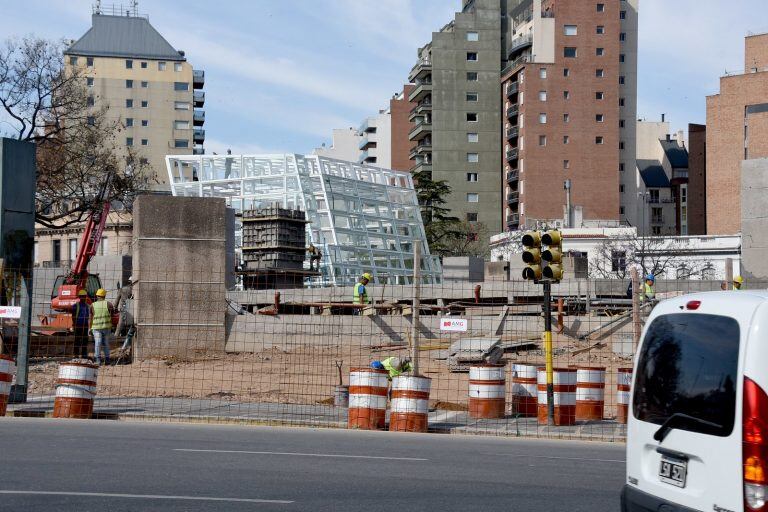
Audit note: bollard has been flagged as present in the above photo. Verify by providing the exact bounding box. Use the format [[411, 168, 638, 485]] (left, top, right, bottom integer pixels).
[[617, 368, 633, 424], [469, 363, 506, 419], [511, 363, 538, 417], [576, 366, 606, 421], [537, 367, 577, 426], [0, 355, 16, 416], [389, 375, 431, 433], [348, 368, 388, 430], [53, 361, 98, 419]]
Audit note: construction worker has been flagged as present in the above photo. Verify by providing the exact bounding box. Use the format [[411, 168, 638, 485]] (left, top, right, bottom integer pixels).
[[90, 288, 115, 366], [307, 244, 322, 271], [71, 289, 91, 359], [353, 273, 372, 314], [371, 356, 413, 379], [639, 274, 656, 302], [733, 276, 744, 290]]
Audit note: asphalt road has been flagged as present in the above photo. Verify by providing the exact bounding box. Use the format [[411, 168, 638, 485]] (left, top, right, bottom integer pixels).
[[0, 419, 626, 511]]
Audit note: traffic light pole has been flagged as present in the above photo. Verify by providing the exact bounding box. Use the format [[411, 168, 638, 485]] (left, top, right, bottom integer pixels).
[[543, 280, 555, 426]]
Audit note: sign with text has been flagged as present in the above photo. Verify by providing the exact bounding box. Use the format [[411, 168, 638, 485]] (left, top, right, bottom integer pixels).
[[440, 318, 468, 332], [0, 306, 22, 319]]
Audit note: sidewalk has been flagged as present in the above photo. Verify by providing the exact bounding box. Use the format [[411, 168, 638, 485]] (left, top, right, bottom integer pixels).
[[6, 396, 627, 442]]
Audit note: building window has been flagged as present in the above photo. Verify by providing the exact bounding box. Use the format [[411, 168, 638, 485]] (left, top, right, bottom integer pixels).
[[125, 99, 133, 108], [467, 172, 478, 182], [539, 67, 547, 79], [126, 79, 133, 88], [619, 206, 625, 215], [52, 239, 61, 263], [539, 113, 547, 124], [467, 72, 478, 81], [466, 212, 478, 222], [86, 96, 94, 107], [596, 136, 604, 144], [141, 100, 148, 108], [141, 61, 147, 69], [467, 193, 479, 203], [619, 163, 625, 171], [596, 68, 605, 77], [141, 81, 148, 88], [597, 3, 605, 11], [86, 77, 94, 87], [467, 153, 479, 163], [620, 10, 626, 19], [620, 32, 626, 42], [563, 159, 570, 169], [125, 118, 133, 127], [619, 97, 625, 106], [466, 92, 478, 102], [141, 139, 148, 146], [596, 114, 605, 122], [86, 116, 95, 126], [141, 119, 148, 127], [539, 135, 547, 146], [619, 184, 625, 193], [98, 237, 109, 256], [611, 251, 627, 272], [563, 113, 570, 123], [467, 31, 479, 41], [563, 68, 570, 77], [651, 226, 662, 236], [619, 53, 625, 63], [174, 101, 190, 110], [158, 61, 167, 71], [563, 90, 570, 100], [563, 135, 570, 144], [596, 47, 605, 56], [174, 120, 190, 130], [564, 47, 577, 58], [69, 56, 78, 66], [538, 90, 547, 101], [619, 119, 625, 128], [596, 25, 605, 34], [467, 133, 479, 143], [564, 25, 578, 36], [86, 57, 94, 67], [125, 59, 133, 69], [619, 141, 625, 149], [596, 91, 604, 100], [174, 82, 189, 91], [467, 113, 478, 122], [466, 52, 478, 61], [126, 137, 133, 147], [174, 62, 183, 72], [619, 75, 625, 85], [174, 139, 189, 148]]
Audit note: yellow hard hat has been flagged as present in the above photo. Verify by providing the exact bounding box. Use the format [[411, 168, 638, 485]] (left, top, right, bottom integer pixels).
[[96, 288, 107, 297], [734, 276, 744, 284], [77, 289, 88, 297], [361, 273, 372, 281]]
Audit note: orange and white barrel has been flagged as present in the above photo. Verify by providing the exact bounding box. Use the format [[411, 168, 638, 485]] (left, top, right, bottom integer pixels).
[[0, 355, 16, 416], [469, 363, 506, 419], [617, 367, 633, 424], [53, 361, 98, 419], [390, 375, 431, 433], [511, 363, 538, 417], [576, 366, 606, 421], [348, 367, 389, 430], [537, 367, 577, 426]]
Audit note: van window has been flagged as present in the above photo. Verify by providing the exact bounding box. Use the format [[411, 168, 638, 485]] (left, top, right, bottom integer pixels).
[[633, 313, 739, 437]]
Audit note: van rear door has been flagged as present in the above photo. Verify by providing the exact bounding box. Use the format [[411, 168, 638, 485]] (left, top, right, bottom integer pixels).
[[627, 298, 749, 512]]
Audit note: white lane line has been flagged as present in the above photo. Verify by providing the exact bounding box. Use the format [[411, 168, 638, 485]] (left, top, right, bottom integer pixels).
[[503, 455, 625, 463], [174, 448, 428, 461], [0, 490, 292, 504]]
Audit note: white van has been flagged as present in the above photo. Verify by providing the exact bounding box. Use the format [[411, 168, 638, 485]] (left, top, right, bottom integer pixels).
[[623, 291, 768, 512]]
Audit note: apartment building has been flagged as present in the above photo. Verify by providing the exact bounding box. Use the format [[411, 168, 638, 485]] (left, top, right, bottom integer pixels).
[[408, 0, 511, 234], [500, 0, 637, 230], [390, 85, 416, 171], [358, 111, 392, 168], [706, 32, 768, 235], [687, 123, 707, 235], [64, 7, 205, 187], [313, 128, 362, 162]]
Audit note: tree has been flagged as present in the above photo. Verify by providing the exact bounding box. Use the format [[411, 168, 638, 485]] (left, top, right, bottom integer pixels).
[[0, 36, 150, 229], [439, 221, 491, 259]]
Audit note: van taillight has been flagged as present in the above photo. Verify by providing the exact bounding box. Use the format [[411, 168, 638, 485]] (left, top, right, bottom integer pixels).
[[686, 300, 701, 310], [744, 377, 768, 510]]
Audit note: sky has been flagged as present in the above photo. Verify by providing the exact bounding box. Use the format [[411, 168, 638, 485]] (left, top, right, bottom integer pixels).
[[0, 0, 765, 154]]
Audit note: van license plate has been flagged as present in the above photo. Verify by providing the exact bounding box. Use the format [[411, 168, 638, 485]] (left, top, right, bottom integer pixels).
[[659, 456, 687, 488]]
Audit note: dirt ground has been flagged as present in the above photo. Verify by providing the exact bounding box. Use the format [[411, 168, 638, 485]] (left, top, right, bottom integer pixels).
[[26, 333, 634, 417]]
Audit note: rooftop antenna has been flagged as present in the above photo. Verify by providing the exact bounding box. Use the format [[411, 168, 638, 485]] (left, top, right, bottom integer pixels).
[[94, 0, 101, 14], [131, 0, 138, 16]]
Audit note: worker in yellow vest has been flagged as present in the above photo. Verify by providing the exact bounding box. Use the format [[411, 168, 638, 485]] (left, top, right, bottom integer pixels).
[[733, 276, 744, 290], [353, 273, 372, 314], [371, 356, 412, 379], [639, 274, 656, 302], [90, 288, 115, 366]]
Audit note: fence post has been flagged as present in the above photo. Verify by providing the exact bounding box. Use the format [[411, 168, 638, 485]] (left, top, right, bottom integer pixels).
[[543, 280, 554, 426], [9, 271, 31, 403], [631, 267, 641, 349], [725, 258, 734, 287], [411, 243, 421, 375]]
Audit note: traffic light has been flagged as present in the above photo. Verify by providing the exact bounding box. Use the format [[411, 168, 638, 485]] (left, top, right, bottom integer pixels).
[[521, 230, 542, 280], [541, 229, 564, 281]]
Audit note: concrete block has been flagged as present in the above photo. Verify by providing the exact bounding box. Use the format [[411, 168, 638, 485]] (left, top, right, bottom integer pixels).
[[442, 256, 485, 282]]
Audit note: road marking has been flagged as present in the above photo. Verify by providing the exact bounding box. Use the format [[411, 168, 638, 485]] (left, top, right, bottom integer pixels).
[[504, 455, 625, 463], [174, 448, 428, 461], [0, 490, 293, 504]]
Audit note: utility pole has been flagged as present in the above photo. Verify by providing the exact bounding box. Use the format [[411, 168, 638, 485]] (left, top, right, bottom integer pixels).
[[411, 243, 421, 375], [543, 280, 554, 425]]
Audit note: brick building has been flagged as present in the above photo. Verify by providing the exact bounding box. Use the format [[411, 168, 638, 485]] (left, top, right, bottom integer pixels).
[[687, 123, 707, 235]]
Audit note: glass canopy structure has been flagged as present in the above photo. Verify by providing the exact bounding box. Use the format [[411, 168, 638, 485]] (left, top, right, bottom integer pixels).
[[165, 154, 442, 286]]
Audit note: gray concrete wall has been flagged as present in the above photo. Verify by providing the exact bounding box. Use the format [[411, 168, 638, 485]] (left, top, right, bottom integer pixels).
[[443, 256, 485, 282], [132, 195, 227, 359], [741, 158, 768, 280], [0, 138, 36, 268]]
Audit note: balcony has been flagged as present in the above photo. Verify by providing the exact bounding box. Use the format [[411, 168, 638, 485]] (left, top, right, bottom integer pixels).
[[193, 109, 205, 126], [408, 101, 432, 122], [193, 69, 204, 89], [506, 126, 519, 140], [408, 57, 432, 82], [505, 81, 519, 98], [359, 137, 377, 150], [506, 104, 519, 118], [409, 141, 432, 160], [359, 150, 377, 164], [509, 34, 533, 55], [193, 90, 205, 107], [673, 169, 689, 179], [409, 120, 432, 141], [507, 170, 519, 183], [410, 159, 432, 174], [507, 190, 519, 203], [193, 128, 205, 143], [506, 148, 518, 161], [193, 146, 204, 155], [408, 81, 433, 103], [507, 213, 520, 228]]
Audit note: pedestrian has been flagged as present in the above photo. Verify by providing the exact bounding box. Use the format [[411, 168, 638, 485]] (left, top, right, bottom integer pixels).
[[114, 276, 134, 337], [733, 276, 744, 290], [353, 272, 372, 314], [307, 244, 322, 271], [70, 289, 91, 359], [639, 274, 656, 302], [90, 288, 115, 366], [720, 281, 728, 291], [370, 356, 412, 379]]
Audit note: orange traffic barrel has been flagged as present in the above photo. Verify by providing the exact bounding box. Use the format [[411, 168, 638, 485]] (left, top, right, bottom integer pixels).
[[576, 366, 606, 421], [469, 363, 506, 419], [53, 361, 98, 419], [0, 355, 16, 416], [511, 363, 538, 417], [348, 367, 389, 430], [617, 367, 633, 424], [389, 375, 431, 433], [537, 367, 577, 426]]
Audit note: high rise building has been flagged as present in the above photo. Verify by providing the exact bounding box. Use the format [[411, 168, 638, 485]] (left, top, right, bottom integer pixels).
[[500, 0, 638, 230], [706, 33, 768, 235], [408, 0, 512, 234], [390, 85, 416, 171], [358, 111, 392, 168], [64, 6, 205, 187]]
